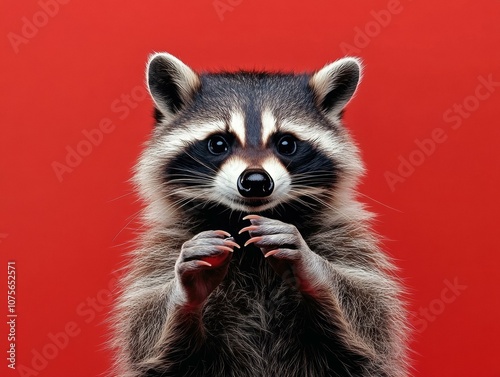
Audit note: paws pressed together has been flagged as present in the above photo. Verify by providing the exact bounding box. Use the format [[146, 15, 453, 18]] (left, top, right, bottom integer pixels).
[[177, 214, 320, 308]]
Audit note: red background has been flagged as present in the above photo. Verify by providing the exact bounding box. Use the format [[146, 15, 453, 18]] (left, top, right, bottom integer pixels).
[[1, 1, 499, 376]]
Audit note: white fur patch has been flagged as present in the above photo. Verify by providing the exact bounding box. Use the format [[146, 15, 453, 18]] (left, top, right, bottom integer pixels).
[[212, 156, 248, 209], [228, 111, 246, 146], [279, 120, 344, 156], [160, 121, 226, 158], [261, 156, 291, 202], [261, 109, 277, 145]]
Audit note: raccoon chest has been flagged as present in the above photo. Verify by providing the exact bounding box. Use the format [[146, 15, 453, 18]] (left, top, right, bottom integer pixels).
[[203, 275, 304, 375]]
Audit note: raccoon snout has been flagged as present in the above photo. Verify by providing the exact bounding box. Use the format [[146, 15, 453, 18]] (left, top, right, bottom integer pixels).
[[237, 169, 274, 198]]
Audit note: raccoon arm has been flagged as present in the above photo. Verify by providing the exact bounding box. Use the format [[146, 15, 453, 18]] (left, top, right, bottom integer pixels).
[[299, 254, 405, 363], [121, 277, 212, 376]]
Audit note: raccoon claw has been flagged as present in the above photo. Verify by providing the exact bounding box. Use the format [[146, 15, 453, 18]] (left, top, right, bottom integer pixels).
[[176, 230, 237, 307], [264, 249, 280, 258], [179, 230, 237, 268], [214, 230, 232, 238], [195, 260, 213, 267], [215, 245, 235, 253], [238, 225, 259, 234], [239, 216, 317, 285], [244, 236, 263, 247], [223, 239, 241, 249], [242, 214, 261, 221], [240, 216, 303, 251]]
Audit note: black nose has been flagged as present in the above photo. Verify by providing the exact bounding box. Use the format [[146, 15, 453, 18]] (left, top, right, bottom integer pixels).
[[237, 169, 274, 198]]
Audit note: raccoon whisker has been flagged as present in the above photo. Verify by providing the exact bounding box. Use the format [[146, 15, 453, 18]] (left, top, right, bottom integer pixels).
[[356, 192, 403, 213], [278, 196, 310, 214], [184, 151, 218, 174], [107, 190, 135, 203], [291, 178, 335, 185], [289, 185, 326, 198], [112, 208, 146, 243], [293, 173, 334, 183], [168, 180, 214, 187], [282, 192, 321, 213], [292, 194, 322, 209], [291, 174, 336, 184], [162, 186, 211, 207], [287, 188, 366, 231], [170, 170, 236, 198], [290, 170, 336, 177], [167, 176, 217, 187], [162, 187, 228, 219], [301, 192, 358, 220], [167, 177, 214, 185], [167, 193, 214, 210], [164, 190, 197, 201], [289, 182, 326, 190], [211, 198, 232, 213], [166, 184, 215, 194], [289, 169, 335, 175], [111, 234, 142, 252], [168, 169, 217, 180], [307, 201, 365, 232], [166, 187, 211, 202], [168, 193, 208, 211], [167, 195, 202, 208]]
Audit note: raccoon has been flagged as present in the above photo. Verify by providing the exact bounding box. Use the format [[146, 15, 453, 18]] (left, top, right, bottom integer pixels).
[[111, 52, 409, 377]]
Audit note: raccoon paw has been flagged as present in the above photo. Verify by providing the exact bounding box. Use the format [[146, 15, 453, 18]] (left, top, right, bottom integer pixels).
[[240, 215, 317, 290], [175, 230, 238, 307]]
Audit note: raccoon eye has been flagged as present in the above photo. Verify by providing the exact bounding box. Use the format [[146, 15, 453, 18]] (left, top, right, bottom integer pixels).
[[207, 135, 229, 155], [276, 135, 297, 156]]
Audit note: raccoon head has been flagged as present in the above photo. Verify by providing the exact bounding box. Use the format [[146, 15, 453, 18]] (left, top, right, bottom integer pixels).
[[135, 52, 364, 222]]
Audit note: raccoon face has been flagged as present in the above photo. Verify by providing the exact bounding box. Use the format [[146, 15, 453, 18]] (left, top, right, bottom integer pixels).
[[136, 53, 364, 216]]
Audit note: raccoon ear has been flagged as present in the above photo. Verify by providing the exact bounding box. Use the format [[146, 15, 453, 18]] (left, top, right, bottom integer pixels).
[[146, 52, 201, 120], [309, 57, 362, 119]]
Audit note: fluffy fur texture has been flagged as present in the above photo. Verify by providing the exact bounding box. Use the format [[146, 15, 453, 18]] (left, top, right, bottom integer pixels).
[[111, 52, 409, 377]]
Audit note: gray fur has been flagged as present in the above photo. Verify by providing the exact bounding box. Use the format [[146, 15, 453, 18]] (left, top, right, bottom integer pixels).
[[110, 53, 409, 377]]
